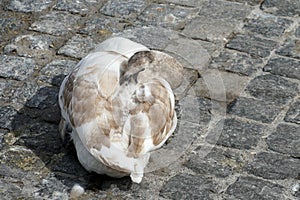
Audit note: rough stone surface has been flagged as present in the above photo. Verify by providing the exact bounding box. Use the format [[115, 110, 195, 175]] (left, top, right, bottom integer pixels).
[[284, 100, 300, 124], [6, 0, 53, 13], [38, 59, 77, 87], [246, 74, 299, 105], [159, 0, 207, 7], [0, 55, 35, 81], [101, 0, 148, 20], [276, 39, 300, 60], [262, 0, 300, 17], [54, 0, 104, 14], [29, 11, 82, 36], [139, 4, 198, 30], [226, 176, 285, 200], [226, 34, 278, 58], [0, 14, 27, 43], [160, 173, 217, 199], [0, 106, 17, 130], [228, 97, 281, 123], [58, 34, 97, 59], [206, 118, 264, 149], [296, 26, 300, 37], [243, 13, 293, 37], [246, 152, 300, 179], [182, 0, 251, 42], [210, 50, 263, 76], [263, 57, 300, 80], [266, 123, 300, 157], [185, 146, 244, 178]]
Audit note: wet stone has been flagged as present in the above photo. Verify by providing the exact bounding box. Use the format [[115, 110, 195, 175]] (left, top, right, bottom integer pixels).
[[185, 146, 244, 178], [246, 151, 300, 179], [210, 50, 262, 76], [284, 100, 300, 124], [79, 16, 126, 36], [246, 74, 299, 105], [29, 11, 82, 36], [226, 176, 284, 200], [101, 0, 149, 20], [0, 55, 35, 81], [226, 34, 278, 58], [262, 0, 300, 17], [206, 118, 264, 149], [228, 97, 281, 123], [0, 106, 17, 130], [58, 34, 97, 59], [5, 0, 53, 13], [139, 4, 198, 30], [160, 173, 216, 199], [54, 0, 104, 14], [4, 34, 56, 62], [117, 27, 179, 49], [263, 57, 300, 80], [266, 123, 300, 158], [276, 39, 300, 60], [39, 59, 77, 87], [243, 13, 293, 38]]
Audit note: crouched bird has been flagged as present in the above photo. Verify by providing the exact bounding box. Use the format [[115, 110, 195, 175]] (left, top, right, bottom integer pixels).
[[58, 37, 183, 183]]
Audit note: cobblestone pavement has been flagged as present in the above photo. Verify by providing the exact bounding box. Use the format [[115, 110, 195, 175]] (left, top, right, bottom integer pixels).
[[0, 0, 299, 199]]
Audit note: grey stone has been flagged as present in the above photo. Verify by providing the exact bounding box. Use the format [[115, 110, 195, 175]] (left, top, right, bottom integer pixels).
[[276, 39, 300, 60], [29, 11, 82, 36], [246, 74, 299, 105], [185, 146, 244, 177], [262, 0, 300, 17], [190, 70, 249, 103], [228, 97, 281, 123], [0, 15, 26, 42], [246, 152, 300, 179], [4, 34, 56, 63], [58, 34, 97, 59], [263, 57, 300, 80], [210, 50, 262, 76], [206, 118, 264, 149], [296, 26, 300, 38], [25, 86, 59, 110], [54, 0, 104, 14], [0, 55, 35, 81], [226, 34, 278, 58], [0, 106, 17, 130], [160, 173, 216, 199], [6, 0, 53, 13], [285, 100, 300, 124], [139, 4, 198, 30], [117, 26, 179, 49], [165, 38, 210, 71], [266, 123, 300, 157], [225, 0, 263, 6], [244, 13, 293, 37], [39, 59, 77, 87], [226, 176, 284, 200], [179, 95, 211, 125], [182, 0, 251, 41], [79, 16, 126, 36], [159, 0, 207, 7], [101, 0, 149, 20]]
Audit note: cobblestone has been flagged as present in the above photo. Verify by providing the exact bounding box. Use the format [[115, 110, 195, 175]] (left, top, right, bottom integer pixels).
[[284, 99, 300, 124], [0, 0, 300, 199], [228, 97, 281, 123], [246, 74, 299, 105], [246, 152, 300, 179], [206, 118, 264, 149], [263, 57, 300, 80]]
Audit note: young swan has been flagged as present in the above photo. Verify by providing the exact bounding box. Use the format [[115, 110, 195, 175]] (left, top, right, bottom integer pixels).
[[58, 37, 183, 183]]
